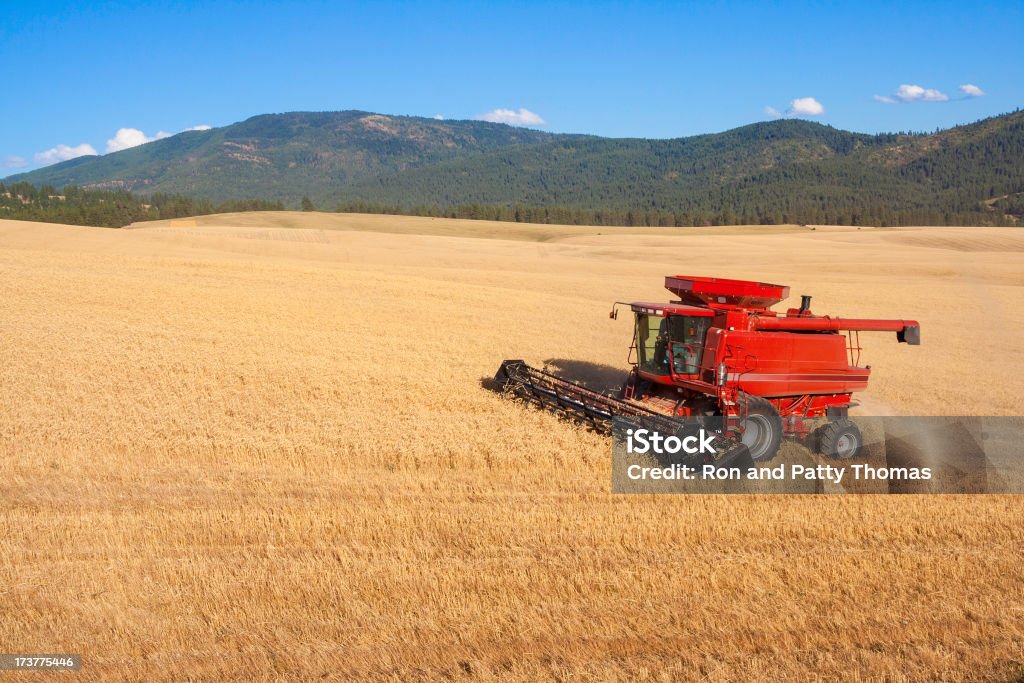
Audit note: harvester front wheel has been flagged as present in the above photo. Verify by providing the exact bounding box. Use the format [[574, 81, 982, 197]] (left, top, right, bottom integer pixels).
[[739, 395, 783, 461], [817, 419, 863, 459]]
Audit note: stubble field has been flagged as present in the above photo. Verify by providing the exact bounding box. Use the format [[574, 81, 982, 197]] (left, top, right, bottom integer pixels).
[[1, 212, 1023, 680]]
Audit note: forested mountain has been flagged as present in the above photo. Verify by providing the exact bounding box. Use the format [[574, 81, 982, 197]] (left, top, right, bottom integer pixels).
[[6, 109, 1023, 227], [338, 112, 1024, 226], [5, 112, 568, 204]]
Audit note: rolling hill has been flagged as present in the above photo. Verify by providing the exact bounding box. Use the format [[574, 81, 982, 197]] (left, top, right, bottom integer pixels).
[[6, 109, 1024, 225]]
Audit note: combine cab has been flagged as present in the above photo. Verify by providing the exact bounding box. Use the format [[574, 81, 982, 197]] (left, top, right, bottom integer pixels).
[[497, 275, 919, 461]]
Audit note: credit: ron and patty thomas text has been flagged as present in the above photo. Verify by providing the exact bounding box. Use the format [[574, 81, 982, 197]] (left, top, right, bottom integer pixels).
[[623, 427, 932, 484]]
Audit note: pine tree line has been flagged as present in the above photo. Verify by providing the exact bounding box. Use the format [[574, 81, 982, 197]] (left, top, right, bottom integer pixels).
[[335, 200, 1017, 228], [0, 182, 284, 228]]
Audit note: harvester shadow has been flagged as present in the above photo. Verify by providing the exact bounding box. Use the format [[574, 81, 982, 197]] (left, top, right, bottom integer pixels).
[[539, 358, 626, 394], [480, 358, 627, 396], [479, 375, 505, 393]]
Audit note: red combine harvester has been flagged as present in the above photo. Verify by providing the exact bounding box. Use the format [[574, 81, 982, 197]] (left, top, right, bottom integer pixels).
[[496, 275, 920, 461]]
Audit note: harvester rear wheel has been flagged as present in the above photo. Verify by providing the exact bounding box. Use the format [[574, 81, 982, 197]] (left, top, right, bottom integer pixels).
[[817, 419, 863, 459], [739, 394, 783, 461]]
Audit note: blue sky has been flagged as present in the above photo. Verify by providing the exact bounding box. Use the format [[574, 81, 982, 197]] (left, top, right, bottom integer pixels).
[[2, 0, 1021, 172]]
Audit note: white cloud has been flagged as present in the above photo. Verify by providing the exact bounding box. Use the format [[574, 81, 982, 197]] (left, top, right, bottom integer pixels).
[[895, 84, 948, 102], [766, 98, 824, 118], [33, 143, 98, 165], [106, 124, 209, 151], [959, 83, 985, 97], [106, 127, 172, 153], [876, 84, 950, 103], [433, 114, 444, 120], [24, 123, 210, 170], [474, 108, 546, 126], [789, 97, 825, 116]]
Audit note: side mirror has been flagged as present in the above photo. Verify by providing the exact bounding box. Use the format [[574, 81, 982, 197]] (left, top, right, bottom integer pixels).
[[609, 301, 629, 320]]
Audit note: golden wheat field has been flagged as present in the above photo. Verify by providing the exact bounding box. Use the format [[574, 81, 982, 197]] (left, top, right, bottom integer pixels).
[[1, 212, 1023, 681]]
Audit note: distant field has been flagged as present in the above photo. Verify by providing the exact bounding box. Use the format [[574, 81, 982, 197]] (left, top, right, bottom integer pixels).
[[129, 210, 815, 240], [2, 213, 1022, 680]]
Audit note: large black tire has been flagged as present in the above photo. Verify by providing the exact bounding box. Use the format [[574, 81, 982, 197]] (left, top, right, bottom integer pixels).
[[739, 394, 783, 461], [817, 419, 863, 459]]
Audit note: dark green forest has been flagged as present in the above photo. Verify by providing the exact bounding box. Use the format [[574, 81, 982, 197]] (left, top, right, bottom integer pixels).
[[4, 109, 1023, 228], [334, 198, 1022, 228], [0, 182, 283, 228], [332, 112, 1024, 227]]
